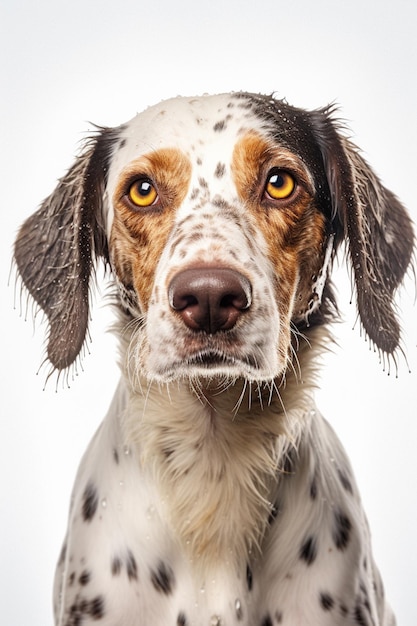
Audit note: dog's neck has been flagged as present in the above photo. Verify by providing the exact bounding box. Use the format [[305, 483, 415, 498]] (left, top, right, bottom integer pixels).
[[121, 338, 320, 573]]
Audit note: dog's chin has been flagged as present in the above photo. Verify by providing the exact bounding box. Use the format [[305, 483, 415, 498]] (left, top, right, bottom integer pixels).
[[147, 350, 277, 385]]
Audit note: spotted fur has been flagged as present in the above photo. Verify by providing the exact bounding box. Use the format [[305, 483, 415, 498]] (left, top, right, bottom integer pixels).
[[14, 93, 414, 625]]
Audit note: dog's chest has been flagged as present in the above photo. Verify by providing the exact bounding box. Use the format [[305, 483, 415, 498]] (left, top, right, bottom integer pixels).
[[54, 383, 372, 626]]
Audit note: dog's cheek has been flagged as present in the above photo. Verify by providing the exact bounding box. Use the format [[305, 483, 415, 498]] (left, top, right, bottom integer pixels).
[[292, 210, 328, 317], [254, 205, 327, 349], [257, 213, 302, 314], [110, 212, 175, 311]]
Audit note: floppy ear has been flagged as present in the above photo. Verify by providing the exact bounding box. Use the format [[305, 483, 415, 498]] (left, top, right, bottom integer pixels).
[[310, 108, 414, 355], [14, 127, 119, 372]]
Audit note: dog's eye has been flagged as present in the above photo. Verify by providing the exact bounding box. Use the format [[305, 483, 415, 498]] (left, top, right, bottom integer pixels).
[[128, 178, 158, 208], [265, 170, 295, 200]]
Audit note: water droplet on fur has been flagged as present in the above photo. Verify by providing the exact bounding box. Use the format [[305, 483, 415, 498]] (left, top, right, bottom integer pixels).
[[101, 498, 107, 508], [124, 446, 130, 456], [200, 585, 205, 594], [235, 599, 242, 619], [210, 616, 221, 626]]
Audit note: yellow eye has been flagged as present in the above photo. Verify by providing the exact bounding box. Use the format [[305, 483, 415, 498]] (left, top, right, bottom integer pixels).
[[265, 170, 295, 200], [128, 179, 158, 208]]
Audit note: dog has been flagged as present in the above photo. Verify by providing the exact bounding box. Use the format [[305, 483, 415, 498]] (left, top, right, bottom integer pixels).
[[14, 92, 414, 626]]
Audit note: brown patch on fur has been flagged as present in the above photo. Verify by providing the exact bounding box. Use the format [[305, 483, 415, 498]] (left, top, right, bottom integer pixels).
[[232, 132, 327, 343], [110, 149, 192, 309]]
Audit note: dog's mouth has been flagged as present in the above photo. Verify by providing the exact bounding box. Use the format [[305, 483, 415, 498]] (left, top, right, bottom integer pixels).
[[187, 350, 243, 368], [153, 348, 266, 382]]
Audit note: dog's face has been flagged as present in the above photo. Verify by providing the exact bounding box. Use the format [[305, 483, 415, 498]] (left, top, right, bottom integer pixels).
[[107, 95, 330, 382], [14, 93, 414, 381]]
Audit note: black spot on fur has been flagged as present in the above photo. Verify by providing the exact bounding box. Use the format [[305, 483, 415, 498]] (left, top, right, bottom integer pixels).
[[340, 604, 348, 616], [354, 604, 369, 626], [177, 613, 188, 626], [310, 479, 318, 500], [214, 162, 226, 178], [68, 601, 81, 625], [82, 482, 99, 522], [68, 594, 105, 623], [359, 581, 371, 613], [151, 561, 175, 595], [275, 611, 283, 623], [333, 511, 352, 550], [246, 565, 253, 591], [119, 138, 126, 149], [260, 615, 273, 626], [111, 556, 122, 576], [126, 550, 138, 581], [113, 448, 119, 464], [213, 119, 227, 132], [337, 468, 353, 494], [320, 592, 335, 611], [90, 595, 105, 619], [300, 536, 317, 565], [69, 571, 75, 586], [79, 570, 91, 586]]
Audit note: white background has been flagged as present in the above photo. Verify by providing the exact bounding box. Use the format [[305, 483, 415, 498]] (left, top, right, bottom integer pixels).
[[1, 0, 416, 624]]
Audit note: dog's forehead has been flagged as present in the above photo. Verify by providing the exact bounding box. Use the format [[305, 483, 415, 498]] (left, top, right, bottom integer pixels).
[[113, 93, 269, 165]]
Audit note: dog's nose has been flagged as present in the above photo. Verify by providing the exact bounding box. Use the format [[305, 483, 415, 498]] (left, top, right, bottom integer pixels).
[[168, 268, 251, 333]]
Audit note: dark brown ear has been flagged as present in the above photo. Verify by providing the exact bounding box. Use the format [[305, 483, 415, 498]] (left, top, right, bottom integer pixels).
[[14, 127, 119, 372], [310, 108, 414, 355]]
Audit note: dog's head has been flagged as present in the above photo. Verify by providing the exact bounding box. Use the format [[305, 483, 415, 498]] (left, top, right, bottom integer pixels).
[[14, 93, 414, 383]]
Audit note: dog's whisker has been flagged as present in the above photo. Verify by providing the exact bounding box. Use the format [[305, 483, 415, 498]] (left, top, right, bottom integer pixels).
[[232, 378, 248, 416]]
